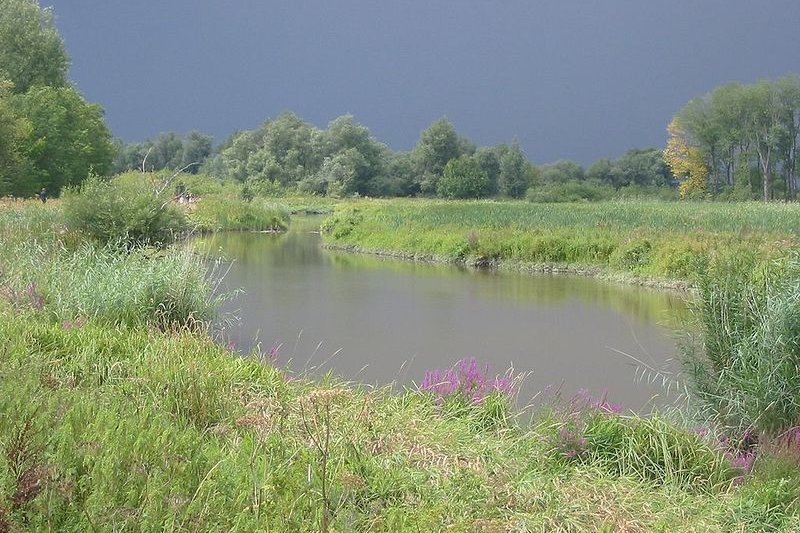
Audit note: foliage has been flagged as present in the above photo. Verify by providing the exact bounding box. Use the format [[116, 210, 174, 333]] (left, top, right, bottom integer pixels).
[[526, 180, 614, 203], [0, 82, 31, 197], [113, 130, 213, 175], [62, 173, 188, 247], [14, 86, 116, 195], [664, 117, 710, 199], [0, 0, 68, 93], [681, 253, 800, 434], [666, 75, 800, 200], [436, 155, 491, 199], [0, 1, 114, 198]]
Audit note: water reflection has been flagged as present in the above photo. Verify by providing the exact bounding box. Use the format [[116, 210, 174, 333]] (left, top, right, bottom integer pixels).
[[193, 218, 688, 410]]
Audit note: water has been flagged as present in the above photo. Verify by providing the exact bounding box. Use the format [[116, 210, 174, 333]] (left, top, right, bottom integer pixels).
[[194, 218, 688, 410]]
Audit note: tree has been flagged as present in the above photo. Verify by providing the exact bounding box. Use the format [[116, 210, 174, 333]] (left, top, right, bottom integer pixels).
[[0, 0, 69, 93], [585, 158, 614, 186], [498, 142, 528, 198], [540, 160, 585, 183], [0, 80, 31, 196], [15, 86, 116, 194], [664, 118, 708, 198], [412, 118, 463, 195], [321, 115, 386, 195], [474, 147, 501, 195], [437, 155, 490, 199], [612, 148, 672, 188], [181, 131, 213, 172]]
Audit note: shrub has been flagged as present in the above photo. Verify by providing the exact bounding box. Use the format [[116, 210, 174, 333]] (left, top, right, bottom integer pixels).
[[63, 173, 187, 248]]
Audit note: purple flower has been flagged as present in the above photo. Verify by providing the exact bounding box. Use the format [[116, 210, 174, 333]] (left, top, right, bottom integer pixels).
[[420, 357, 516, 404], [267, 341, 280, 361]]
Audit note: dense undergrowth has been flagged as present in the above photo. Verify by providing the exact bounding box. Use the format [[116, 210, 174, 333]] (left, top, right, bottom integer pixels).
[[321, 199, 800, 284], [2, 197, 800, 531]]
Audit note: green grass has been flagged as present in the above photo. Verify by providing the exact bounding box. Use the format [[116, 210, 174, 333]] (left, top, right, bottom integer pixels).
[[3, 314, 798, 531], [320, 199, 800, 283], [681, 252, 800, 435], [188, 196, 290, 232], [3, 199, 800, 530]]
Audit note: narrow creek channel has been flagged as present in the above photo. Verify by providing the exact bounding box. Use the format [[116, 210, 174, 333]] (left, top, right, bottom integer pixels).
[[194, 218, 689, 411]]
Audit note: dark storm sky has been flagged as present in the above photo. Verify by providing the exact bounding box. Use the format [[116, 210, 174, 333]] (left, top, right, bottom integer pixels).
[[45, 1, 799, 164]]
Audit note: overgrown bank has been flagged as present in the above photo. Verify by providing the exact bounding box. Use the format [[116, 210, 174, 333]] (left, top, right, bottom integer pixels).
[[321, 199, 800, 286], [2, 200, 800, 531]]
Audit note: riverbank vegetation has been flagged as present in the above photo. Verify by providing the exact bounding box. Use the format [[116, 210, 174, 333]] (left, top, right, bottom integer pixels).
[[320, 199, 800, 284], [4, 1, 800, 529], [2, 202, 800, 531]]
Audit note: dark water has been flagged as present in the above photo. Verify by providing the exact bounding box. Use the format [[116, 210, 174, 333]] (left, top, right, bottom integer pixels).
[[194, 218, 688, 410]]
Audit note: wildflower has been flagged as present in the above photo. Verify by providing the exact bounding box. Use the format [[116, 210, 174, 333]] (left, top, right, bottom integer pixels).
[[420, 357, 516, 405]]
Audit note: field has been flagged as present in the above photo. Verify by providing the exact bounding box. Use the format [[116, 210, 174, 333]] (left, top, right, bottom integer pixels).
[[321, 199, 800, 284]]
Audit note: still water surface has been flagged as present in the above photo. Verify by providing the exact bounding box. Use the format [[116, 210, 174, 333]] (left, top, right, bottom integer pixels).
[[195, 219, 688, 410]]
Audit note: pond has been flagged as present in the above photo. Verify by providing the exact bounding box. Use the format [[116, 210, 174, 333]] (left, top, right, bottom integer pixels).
[[194, 218, 688, 410]]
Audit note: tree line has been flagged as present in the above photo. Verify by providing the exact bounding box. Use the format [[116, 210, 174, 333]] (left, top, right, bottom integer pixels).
[[112, 113, 673, 201], [665, 75, 800, 200], [3, 0, 797, 202]]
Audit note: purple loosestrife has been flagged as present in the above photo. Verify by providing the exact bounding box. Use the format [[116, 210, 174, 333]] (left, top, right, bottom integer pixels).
[[420, 357, 515, 404], [267, 342, 281, 362]]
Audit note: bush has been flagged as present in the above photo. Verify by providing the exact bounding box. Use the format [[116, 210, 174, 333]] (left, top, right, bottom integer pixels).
[[63, 173, 187, 248]]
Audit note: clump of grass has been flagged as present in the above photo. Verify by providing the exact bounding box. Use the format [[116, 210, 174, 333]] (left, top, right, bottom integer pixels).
[[1, 239, 222, 330], [188, 196, 289, 232], [419, 358, 517, 430], [545, 390, 734, 492], [681, 252, 800, 435]]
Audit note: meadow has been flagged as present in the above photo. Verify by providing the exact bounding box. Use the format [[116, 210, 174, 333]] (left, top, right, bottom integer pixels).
[[321, 199, 800, 284], [1, 195, 800, 531]]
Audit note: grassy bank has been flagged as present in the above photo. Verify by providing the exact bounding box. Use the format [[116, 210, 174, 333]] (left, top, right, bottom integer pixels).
[[4, 312, 800, 531], [2, 200, 800, 531], [320, 199, 800, 285]]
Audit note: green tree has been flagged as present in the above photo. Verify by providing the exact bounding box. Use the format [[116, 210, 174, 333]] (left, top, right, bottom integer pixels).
[[585, 158, 614, 186], [321, 115, 386, 195], [612, 148, 671, 188], [0, 80, 31, 196], [0, 0, 68, 93], [413, 118, 463, 195], [498, 142, 528, 198], [15, 86, 116, 194], [437, 155, 490, 199], [540, 160, 585, 183], [180, 131, 213, 172], [474, 147, 501, 196]]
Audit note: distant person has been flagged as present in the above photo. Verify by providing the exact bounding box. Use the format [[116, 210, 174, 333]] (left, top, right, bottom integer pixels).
[[38, 187, 47, 203]]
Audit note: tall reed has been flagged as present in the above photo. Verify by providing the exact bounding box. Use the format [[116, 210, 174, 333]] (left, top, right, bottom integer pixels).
[[681, 253, 800, 434]]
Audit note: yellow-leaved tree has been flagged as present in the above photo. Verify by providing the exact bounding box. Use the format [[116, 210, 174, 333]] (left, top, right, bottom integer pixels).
[[664, 118, 709, 199]]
